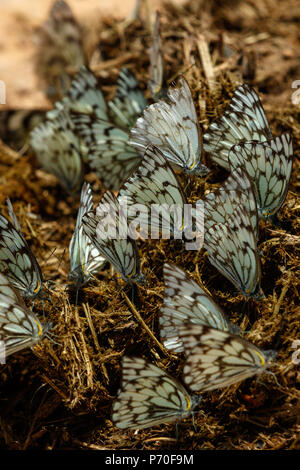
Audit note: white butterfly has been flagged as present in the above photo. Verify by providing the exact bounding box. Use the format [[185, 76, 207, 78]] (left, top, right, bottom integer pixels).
[[204, 204, 263, 299], [160, 263, 240, 353], [69, 182, 106, 288], [72, 113, 141, 190], [69, 67, 147, 190], [148, 11, 166, 100], [30, 108, 84, 194], [118, 145, 193, 240], [0, 273, 50, 358], [61, 66, 108, 120], [108, 68, 148, 128], [178, 324, 276, 393], [203, 84, 273, 170], [201, 167, 259, 238], [130, 77, 209, 176], [228, 133, 293, 222], [82, 191, 145, 285], [112, 356, 201, 429], [0, 200, 44, 300], [36, 0, 86, 100]]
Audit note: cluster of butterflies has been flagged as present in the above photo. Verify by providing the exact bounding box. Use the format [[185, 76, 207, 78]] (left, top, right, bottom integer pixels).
[[0, 10, 294, 432], [112, 263, 277, 430]]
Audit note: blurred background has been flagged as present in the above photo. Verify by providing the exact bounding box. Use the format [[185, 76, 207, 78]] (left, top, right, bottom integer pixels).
[[0, 0, 185, 109]]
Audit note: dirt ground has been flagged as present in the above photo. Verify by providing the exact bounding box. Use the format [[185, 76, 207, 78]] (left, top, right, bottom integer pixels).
[[0, 0, 299, 450]]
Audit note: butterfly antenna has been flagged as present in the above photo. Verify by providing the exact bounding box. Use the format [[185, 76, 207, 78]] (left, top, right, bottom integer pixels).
[[46, 334, 62, 347], [40, 246, 58, 269], [256, 369, 283, 390], [193, 408, 206, 419], [266, 370, 283, 389], [29, 382, 49, 408]]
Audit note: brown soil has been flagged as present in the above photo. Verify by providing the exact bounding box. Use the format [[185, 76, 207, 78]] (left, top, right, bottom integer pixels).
[[0, 0, 299, 450]]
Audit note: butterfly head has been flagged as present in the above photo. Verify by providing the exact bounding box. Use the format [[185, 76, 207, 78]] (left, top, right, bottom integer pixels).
[[242, 280, 264, 301], [230, 323, 242, 336], [193, 163, 210, 177], [186, 161, 209, 177], [190, 393, 202, 411], [68, 265, 88, 289], [251, 286, 265, 301], [263, 349, 277, 364], [25, 280, 44, 300], [132, 272, 146, 286], [41, 321, 53, 339]]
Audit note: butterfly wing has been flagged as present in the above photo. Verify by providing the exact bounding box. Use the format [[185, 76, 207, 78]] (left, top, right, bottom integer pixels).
[[119, 145, 189, 238], [82, 191, 144, 284], [148, 11, 165, 100], [69, 182, 105, 287], [130, 77, 208, 175], [108, 68, 148, 128], [202, 167, 258, 237], [36, 0, 86, 100], [204, 205, 262, 299], [112, 356, 199, 429], [179, 324, 276, 392], [63, 66, 108, 120], [0, 210, 43, 300], [228, 133, 293, 220], [72, 113, 141, 190], [160, 263, 240, 352], [30, 108, 84, 194], [0, 273, 49, 357], [203, 84, 273, 170], [6, 198, 22, 232]]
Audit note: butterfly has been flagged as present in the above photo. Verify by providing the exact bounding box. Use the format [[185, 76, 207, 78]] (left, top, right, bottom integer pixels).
[[201, 167, 259, 238], [0, 199, 44, 300], [36, 0, 86, 101], [69, 182, 106, 288], [0, 272, 51, 358], [30, 107, 84, 194], [204, 204, 263, 299], [148, 11, 166, 100], [178, 324, 276, 393], [111, 356, 202, 429], [61, 66, 108, 120], [108, 68, 148, 128], [69, 67, 147, 190], [118, 145, 194, 240], [228, 133, 293, 222], [203, 84, 273, 170], [130, 77, 209, 176], [42, 0, 85, 67], [160, 263, 240, 353], [72, 113, 141, 190], [82, 190, 145, 285]]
